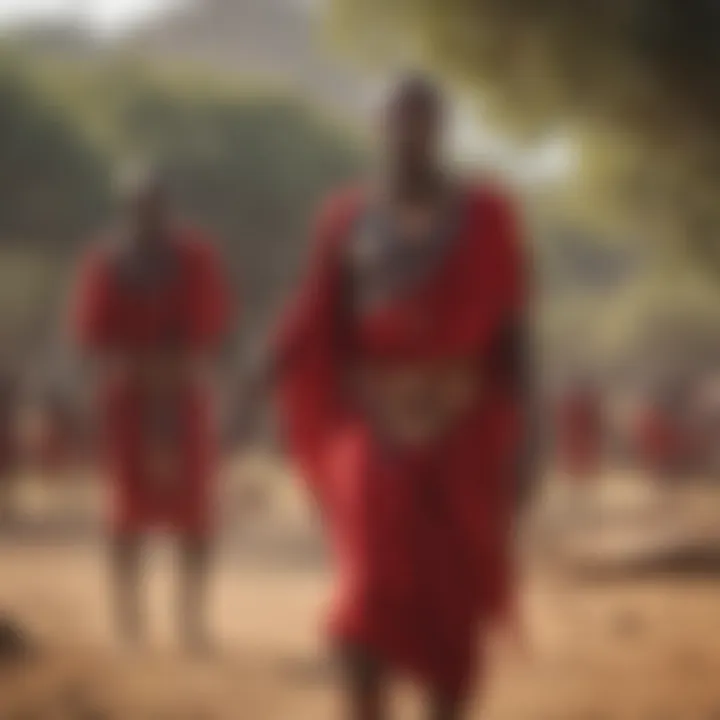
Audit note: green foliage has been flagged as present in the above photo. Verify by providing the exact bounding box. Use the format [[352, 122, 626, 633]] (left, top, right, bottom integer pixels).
[[329, 0, 720, 265], [0, 49, 364, 351], [0, 60, 110, 252]]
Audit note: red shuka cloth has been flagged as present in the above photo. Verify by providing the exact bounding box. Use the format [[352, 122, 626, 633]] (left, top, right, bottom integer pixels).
[[71, 227, 231, 536], [556, 391, 603, 480], [275, 185, 527, 698]]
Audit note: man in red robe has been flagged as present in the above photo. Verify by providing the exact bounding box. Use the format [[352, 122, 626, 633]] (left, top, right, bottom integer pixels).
[[71, 172, 231, 652], [274, 75, 534, 719]]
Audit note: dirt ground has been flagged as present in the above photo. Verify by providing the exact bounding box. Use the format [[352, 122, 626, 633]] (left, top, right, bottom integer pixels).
[[2, 465, 720, 719]]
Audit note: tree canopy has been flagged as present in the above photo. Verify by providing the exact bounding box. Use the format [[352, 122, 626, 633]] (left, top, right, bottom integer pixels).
[[0, 61, 110, 253], [329, 0, 720, 265]]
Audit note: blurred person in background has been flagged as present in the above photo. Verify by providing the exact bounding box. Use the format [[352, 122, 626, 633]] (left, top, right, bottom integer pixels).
[[274, 74, 534, 719], [70, 168, 232, 653], [634, 380, 690, 483]]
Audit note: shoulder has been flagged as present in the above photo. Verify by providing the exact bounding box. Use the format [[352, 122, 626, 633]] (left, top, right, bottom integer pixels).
[[463, 180, 529, 293], [464, 178, 521, 227], [465, 180, 526, 260]]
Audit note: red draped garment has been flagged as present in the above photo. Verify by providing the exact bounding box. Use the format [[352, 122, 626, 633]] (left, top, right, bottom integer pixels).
[[275, 184, 528, 698], [71, 227, 231, 537]]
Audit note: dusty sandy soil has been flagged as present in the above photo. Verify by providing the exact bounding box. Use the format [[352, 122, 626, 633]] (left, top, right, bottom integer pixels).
[[2, 467, 720, 719]]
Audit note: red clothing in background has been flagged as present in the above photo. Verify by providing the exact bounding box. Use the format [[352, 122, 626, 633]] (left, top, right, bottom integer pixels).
[[72, 227, 231, 537], [636, 405, 684, 477]]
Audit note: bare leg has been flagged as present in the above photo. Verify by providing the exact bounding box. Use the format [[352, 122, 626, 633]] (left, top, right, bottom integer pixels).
[[178, 535, 212, 653], [339, 643, 386, 720], [110, 534, 144, 648]]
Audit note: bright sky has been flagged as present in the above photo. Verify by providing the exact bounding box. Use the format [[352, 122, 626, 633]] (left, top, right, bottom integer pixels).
[[0, 0, 183, 35]]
